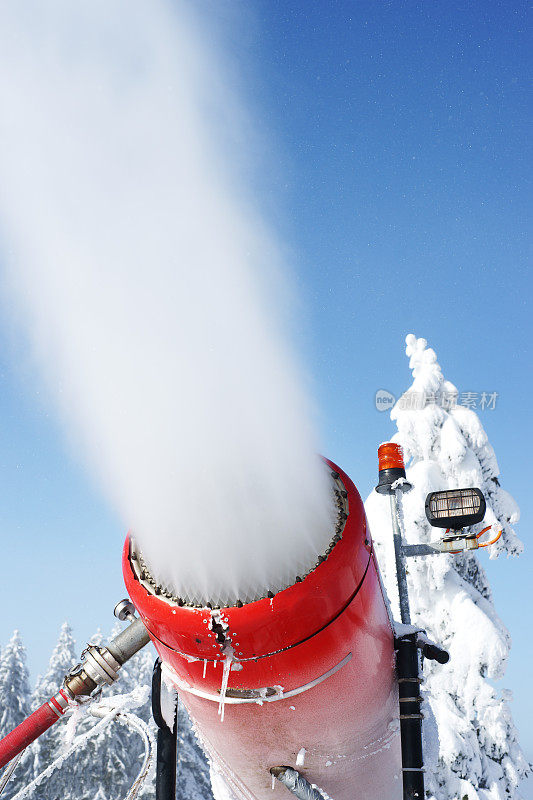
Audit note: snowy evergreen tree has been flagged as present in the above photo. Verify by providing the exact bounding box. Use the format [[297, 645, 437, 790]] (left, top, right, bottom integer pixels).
[[31, 622, 77, 710], [44, 623, 144, 800], [27, 621, 78, 787], [365, 334, 530, 800], [0, 631, 31, 738], [0, 631, 31, 799]]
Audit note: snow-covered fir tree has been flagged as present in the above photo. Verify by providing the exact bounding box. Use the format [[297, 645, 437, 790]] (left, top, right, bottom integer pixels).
[[365, 334, 530, 800], [0, 631, 30, 739], [0, 631, 32, 799], [27, 622, 78, 787], [35, 623, 146, 800], [1, 624, 78, 800], [31, 623, 77, 710]]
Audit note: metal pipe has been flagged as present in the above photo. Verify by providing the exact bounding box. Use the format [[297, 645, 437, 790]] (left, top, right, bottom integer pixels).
[[107, 618, 151, 665], [390, 491, 411, 625], [269, 767, 329, 800]]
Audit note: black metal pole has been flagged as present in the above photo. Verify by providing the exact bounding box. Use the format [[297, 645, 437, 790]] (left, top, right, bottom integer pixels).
[[387, 487, 426, 799], [396, 634, 425, 800], [390, 492, 411, 625], [152, 658, 178, 800], [376, 447, 452, 800]]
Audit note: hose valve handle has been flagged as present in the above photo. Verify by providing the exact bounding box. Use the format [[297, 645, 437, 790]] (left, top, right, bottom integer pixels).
[[114, 599, 137, 623]]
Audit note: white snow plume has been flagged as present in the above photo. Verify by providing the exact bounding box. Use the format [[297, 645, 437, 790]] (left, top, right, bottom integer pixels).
[[0, 0, 335, 607], [365, 334, 528, 800]]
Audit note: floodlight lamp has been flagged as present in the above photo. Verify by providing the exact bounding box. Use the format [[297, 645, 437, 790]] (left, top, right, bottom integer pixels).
[[425, 488, 486, 530]]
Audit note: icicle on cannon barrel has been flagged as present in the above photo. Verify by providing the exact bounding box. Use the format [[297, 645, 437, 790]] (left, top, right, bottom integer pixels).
[[123, 458, 403, 800]]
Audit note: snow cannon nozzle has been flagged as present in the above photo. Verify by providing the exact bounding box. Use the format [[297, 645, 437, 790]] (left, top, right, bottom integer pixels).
[[375, 442, 412, 494]]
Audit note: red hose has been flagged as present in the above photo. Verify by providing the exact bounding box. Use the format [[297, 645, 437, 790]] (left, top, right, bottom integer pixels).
[[0, 691, 69, 770]]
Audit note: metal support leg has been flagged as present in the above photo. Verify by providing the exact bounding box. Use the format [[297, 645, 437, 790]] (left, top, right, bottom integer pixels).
[[388, 489, 425, 800], [396, 635, 425, 800], [152, 658, 178, 800]]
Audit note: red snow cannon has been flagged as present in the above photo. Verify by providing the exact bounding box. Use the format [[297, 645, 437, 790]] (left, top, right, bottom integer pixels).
[[122, 459, 402, 800]]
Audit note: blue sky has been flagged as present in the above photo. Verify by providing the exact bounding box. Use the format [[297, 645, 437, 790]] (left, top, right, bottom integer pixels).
[[0, 0, 531, 792]]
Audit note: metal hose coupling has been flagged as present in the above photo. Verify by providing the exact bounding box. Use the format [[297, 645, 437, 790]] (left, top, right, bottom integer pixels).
[[64, 601, 151, 700]]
